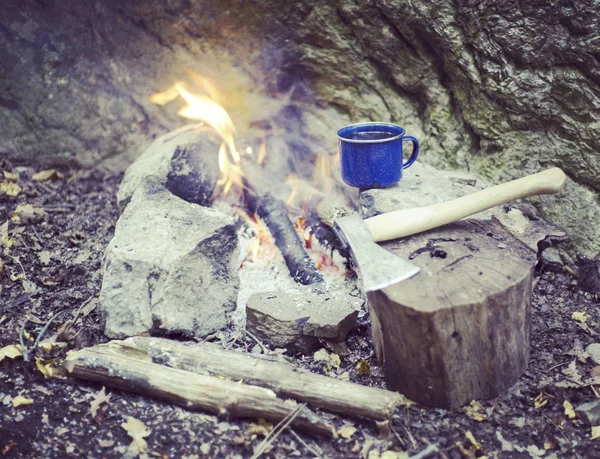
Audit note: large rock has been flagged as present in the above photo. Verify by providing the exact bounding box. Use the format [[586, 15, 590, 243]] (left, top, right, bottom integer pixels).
[[117, 127, 221, 211], [100, 180, 239, 339], [246, 287, 362, 353]]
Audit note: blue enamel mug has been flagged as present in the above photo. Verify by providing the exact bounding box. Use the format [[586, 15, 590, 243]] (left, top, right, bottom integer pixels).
[[337, 122, 419, 189]]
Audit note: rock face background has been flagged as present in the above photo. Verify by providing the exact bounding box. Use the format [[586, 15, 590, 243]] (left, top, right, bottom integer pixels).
[[1, 0, 599, 255]]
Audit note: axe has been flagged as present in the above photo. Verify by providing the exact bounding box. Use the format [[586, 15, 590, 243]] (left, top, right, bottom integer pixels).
[[333, 167, 567, 291]]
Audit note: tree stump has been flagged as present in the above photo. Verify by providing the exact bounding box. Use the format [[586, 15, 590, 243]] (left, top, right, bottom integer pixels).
[[367, 219, 537, 408], [359, 165, 567, 408]]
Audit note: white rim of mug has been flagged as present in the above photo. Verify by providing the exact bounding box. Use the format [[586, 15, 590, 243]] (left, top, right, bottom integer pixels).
[[337, 122, 405, 144]]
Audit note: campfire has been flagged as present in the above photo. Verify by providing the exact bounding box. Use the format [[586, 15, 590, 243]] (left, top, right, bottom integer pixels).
[[149, 73, 353, 286]]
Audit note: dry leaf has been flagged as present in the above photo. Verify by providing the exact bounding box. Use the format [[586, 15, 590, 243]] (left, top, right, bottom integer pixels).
[[356, 359, 371, 376], [534, 392, 552, 408], [563, 400, 577, 419], [9, 272, 23, 282], [90, 387, 112, 420], [314, 348, 341, 371], [592, 426, 600, 440], [0, 223, 15, 249], [33, 384, 53, 396], [32, 169, 64, 181], [12, 395, 34, 407], [337, 426, 356, 439], [463, 400, 488, 421], [122, 416, 150, 455], [559, 360, 585, 387], [247, 419, 273, 437], [82, 298, 98, 317], [465, 430, 481, 450], [73, 250, 90, 265], [35, 358, 57, 378], [55, 427, 69, 436], [572, 311, 588, 323], [12, 204, 46, 224], [381, 452, 409, 459], [38, 340, 67, 352], [0, 181, 22, 197], [98, 439, 114, 448], [3, 171, 18, 181], [38, 251, 52, 265], [0, 344, 23, 362]]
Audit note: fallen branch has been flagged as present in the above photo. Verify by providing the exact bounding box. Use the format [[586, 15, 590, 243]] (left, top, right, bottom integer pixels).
[[105, 336, 403, 421], [63, 343, 334, 438]]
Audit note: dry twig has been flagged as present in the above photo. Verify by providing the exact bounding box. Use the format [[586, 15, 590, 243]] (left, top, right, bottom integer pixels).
[[250, 403, 308, 459]]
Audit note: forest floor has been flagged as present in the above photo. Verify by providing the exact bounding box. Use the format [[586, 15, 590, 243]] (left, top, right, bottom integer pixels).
[[1, 164, 600, 459]]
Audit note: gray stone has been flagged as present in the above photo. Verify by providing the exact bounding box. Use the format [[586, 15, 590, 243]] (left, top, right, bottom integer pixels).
[[578, 253, 600, 295], [540, 247, 564, 273], [246, 287, 363, 353], [100, 180, 240, 339], [576, 399, 600, 426], [117, 127, 221, 212], [359, 162, 495, 220], [586, 344, 600, 365]]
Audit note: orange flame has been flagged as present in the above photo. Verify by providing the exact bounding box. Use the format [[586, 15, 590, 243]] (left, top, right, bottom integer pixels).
[[150, 75, 242, 196]]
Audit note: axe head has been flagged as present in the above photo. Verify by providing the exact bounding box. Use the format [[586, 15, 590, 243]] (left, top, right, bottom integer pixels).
[[333, 214, 420, 292]]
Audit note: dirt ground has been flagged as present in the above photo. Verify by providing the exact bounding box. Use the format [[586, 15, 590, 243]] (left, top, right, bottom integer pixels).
[[1, 164, 600, 459]]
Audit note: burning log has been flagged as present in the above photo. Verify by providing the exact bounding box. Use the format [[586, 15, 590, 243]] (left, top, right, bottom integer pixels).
[[253, 193, 324, 285]]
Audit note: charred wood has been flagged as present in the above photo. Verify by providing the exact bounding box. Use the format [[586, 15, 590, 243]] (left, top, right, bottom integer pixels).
[[253, 193, 323, 285]]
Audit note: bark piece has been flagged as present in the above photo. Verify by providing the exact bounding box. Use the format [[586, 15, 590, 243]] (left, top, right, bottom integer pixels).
[[492, 204, 568, 255], [577, 253, 600, 294], [246, 287, 362, 353], [83, 336, 403, 421], [367, 219, 537, 409], [100, 181, 239, 339], [63, 343, 334, 438]]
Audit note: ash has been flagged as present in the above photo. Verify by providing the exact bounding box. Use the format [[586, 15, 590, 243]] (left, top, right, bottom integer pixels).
[[231, 217, 361, 331]]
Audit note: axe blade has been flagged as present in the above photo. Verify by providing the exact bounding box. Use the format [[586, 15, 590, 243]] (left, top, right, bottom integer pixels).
[[333, 214, 420, 292]]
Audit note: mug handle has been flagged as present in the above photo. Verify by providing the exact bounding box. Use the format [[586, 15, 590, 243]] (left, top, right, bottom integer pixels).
[[402, 136, 419, 169]]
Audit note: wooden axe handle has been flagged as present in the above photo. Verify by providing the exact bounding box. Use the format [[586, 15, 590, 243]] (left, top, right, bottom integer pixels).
[[365, 167, 566, 243]]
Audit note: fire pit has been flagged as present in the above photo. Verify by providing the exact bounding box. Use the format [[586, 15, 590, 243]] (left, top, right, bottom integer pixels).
[[1, 1, 599, 456], [100, 73, 362, 351]]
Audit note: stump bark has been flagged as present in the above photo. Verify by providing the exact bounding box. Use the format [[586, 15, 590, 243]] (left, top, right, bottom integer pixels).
[[367, 219, 537, 408]]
